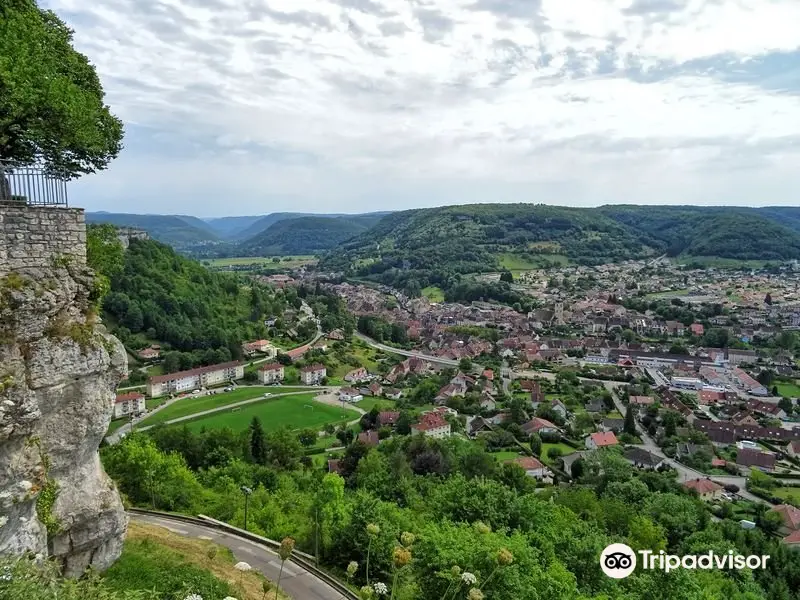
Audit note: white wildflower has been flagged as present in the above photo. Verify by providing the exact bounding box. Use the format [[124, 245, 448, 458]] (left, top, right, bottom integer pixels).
[[222, 597, 239, 600], [234, 561, 252, 572], [373, 581, 388, 595], [183, 595, 203, 600], [0, 516, 8, 529], [461, 572, 477, 585]]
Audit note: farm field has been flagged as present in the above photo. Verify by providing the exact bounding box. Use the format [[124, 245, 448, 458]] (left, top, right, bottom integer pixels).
[[205, 255, 317, 269], [177, 394, 359, 433], [422, 286, 445, 302], [498, 252, 570, 272], [137, 386, 316, 427]]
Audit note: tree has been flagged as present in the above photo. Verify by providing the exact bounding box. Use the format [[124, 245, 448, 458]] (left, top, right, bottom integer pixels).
[[623, 404, 636, 436], [458, 357, 473, 372], [499, 270, 513, 283], [0, 0, 123, 176], [265, 427, 303, 470], [249, 417, 266, 464], [297, 428, 317, 447], [529, 432, 542, 456]]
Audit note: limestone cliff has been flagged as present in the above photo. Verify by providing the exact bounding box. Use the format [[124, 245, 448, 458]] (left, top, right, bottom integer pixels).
[[0, 205, 127, 576]]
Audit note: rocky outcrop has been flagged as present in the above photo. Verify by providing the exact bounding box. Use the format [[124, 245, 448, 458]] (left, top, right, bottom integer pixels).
[[0, 209, 127, 576]]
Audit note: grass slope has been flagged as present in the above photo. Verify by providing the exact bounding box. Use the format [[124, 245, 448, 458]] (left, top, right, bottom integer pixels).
[[103, 521, 289, 600]]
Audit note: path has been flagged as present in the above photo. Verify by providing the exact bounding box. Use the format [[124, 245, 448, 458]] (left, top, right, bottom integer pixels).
[[129, 512, 343, 600], [354, 332, 459, 367]]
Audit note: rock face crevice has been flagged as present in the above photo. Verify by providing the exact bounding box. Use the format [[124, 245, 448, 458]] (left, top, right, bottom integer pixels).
[[0, 205, 127, 576]]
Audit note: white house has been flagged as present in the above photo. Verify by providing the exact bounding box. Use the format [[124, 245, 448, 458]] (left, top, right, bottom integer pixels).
[[506, 456, 550, 479], [242, 340, 277, 358], [114, 392, 145, 419], [147, 361, 244, 397], [258, 363, 285, 384], [339, 387, 363, 403], [299, 363, 327, 385], [411, 412, 451, 439]]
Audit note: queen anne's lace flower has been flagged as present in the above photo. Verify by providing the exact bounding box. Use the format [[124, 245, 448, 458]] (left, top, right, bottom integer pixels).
[[0, 516, 8, 528], [234, 561, 252, 572], [222, 597, 239, 600], [373, 581, 388, 595], [461, 572, 477, 585], [468, 588, 484, 600], [183, 594, 203, 600]]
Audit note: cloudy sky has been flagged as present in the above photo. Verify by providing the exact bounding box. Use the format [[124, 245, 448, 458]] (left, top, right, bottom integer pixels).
[[45, 0, 800, 217]]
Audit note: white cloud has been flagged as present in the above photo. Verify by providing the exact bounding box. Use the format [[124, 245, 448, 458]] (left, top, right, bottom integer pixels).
[[44, 0, 800, 214]]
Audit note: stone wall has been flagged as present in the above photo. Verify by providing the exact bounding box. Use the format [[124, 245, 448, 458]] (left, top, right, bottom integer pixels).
[[0, 205, 86, 275]]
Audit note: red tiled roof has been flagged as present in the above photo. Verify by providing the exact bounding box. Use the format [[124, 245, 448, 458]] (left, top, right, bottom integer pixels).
[[299, 363, 326, 373], [772, 504, 800, 530], [683, 478, 723, 495], [589, 431, 618, 447], [412, 412, 449, 432], [258, 363, 283, 372], [507, 456, 545, 471], [783, 530, 800, 545], [115, 392, 144, 403], [149, 361, 242, 384], [629, 396, 655, 405], [379, 411, 400, 425]]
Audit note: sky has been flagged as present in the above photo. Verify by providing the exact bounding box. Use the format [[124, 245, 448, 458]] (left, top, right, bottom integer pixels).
[[44, 0, 800, 217]]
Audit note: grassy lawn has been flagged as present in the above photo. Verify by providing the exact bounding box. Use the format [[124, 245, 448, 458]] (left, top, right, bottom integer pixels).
[[497, 252, 569, 272], [777, 382, 800, 398], [356, 397, 397, 412], [607, 410, 624, 419], [138, 386, 314, 427], [106, 418, 129, 436], [145, 397, 167, 411], [178, 394, 359, 433], [541, 442, 577, 459], [772, 487, 800, 504], [422, 286, 445, 302], [491, 451, 525, 462], [103, 521, 287, 600]]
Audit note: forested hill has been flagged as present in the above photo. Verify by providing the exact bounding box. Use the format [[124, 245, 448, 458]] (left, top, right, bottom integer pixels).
[[596, 205, 800, 259], [321, 203, 800, 291], [101, 237, 280, 365], [235, 214, 384, 256], [86, 212, 220, 248]]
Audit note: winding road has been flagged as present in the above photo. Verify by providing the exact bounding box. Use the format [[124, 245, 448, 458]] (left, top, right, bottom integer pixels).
[[354, 332, 459, 367], [129, 512, 345, 600]]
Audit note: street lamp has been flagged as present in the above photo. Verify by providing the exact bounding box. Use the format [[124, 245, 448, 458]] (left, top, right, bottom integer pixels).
[[241, 486, 253, 531]]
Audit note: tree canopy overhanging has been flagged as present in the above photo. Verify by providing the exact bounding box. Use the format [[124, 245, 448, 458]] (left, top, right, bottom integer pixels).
[[0, 0, 123, 178]]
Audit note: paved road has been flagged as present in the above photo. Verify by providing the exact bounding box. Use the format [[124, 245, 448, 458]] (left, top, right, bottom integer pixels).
[[354, 333, 459, 367], [130, 512, 343, 600]]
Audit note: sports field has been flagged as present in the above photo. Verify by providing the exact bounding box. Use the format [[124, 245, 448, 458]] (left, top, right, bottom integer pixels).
[[177, 394, 359, 433], [137, 386, 315, 428]]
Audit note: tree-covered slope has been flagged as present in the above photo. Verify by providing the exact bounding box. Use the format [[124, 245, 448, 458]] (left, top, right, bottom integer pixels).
[[597, 205, 800, 260], [86, 212, 220, 246], [322, 203, 653, 287], [101, 238, 280, 362], [236, 215, 375, 256]]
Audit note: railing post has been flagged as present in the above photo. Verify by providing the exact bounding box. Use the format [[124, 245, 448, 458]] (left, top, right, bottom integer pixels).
[[0, 160, 69, 207]]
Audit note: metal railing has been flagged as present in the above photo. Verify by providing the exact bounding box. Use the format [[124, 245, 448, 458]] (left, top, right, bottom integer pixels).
[[0, 159, 69, 207]]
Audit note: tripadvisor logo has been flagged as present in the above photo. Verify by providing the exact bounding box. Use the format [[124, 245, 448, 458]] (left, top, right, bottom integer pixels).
[[600, 543, 770, 579]]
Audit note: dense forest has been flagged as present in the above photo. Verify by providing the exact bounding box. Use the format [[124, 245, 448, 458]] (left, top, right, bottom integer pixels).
[[235, 215, 378, 256], [86, 212, 220, 247], [101, 428, 800, 600], [87, 230, 353, 374]]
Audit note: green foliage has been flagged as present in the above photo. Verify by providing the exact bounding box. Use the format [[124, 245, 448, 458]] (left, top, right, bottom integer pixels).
[[237, 216, 376, 256], [86, 213, 220, 248], [0, 558, 150, 600], [0, 0, 122, 176], [101, 537, 236, 599], [87, 224, 124, 309]]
